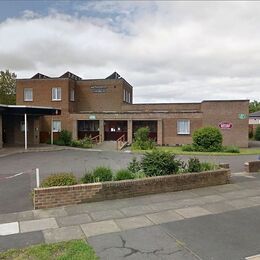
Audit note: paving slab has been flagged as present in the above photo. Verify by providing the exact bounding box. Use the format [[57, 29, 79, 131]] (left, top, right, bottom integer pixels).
[[198, 194, 225, 204], [146, 209, 184, 224], [0, 231, 44, 252], [201, 201, 237, 214], [120, 205, 155, 217], [43, 226, 85, 243], [64, 204, 90, 215], [0, 222, 19, 235], [33, 207, 68, 219], [88, 225, 198, 260], [226, 198, 259, 209], [175, 206, 212, 218], [212, 183, 242, 192], [20, 218, 58, 233], [81, 220, 120, 237], [221, 189, 260, 200], [115, 216, 153, 231], [56, 213, 92, 227], [90, 209, 124, 221], [189, 186, 219, 196]]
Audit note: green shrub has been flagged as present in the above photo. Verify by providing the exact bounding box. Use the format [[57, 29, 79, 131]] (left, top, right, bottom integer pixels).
[[133, 170, 147, 179], [114, 169, 134, 181], [59, 130, 72, 146], [187, 158, 201, 172], [54, 139, 65, 146], [223, 146, 240, 153], [200, 162, 218, 171], [71, 137, 93, 148], [127, 157, 142, 173], [92, 167, 113, 182], [255, 126, 260, 141], [181, 144, 195, 152], [141, 150, 181, 177], [249, 130, 254, 139], [81, 172, 95, 183], [132, 127, 155, 150], [192, 126, 223, 152], [41, 173, 77, 187]]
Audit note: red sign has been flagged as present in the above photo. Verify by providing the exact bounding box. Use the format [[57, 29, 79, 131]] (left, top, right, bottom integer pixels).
[[219, 122, 233, 129]]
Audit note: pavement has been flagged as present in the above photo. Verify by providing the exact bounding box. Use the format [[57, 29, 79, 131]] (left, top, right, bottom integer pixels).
[[1, 172, 260, 259]]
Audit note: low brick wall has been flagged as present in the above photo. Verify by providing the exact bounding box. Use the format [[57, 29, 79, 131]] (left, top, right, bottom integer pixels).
[[245, 161, 260, 173], [34, 169, 230, 209]]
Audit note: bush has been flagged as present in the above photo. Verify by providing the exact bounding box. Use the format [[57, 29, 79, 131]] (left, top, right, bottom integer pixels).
[[132, 127, 155, 150], [114, 169, 134, 181], [133, 170, 147, 179], [187, 158, 201, 172], [255, 126, 260, 141], [223, 146, 240, 153], [81, 172, 95, 183], [41, 173, 77, 187], [127, 157, 142, 173], [59, 130, 72, 146], [192, 126, 223, 152], [54, 139, 65, 146], [200, 162, 218, 171], [141, 150, 181, 177], [71, 137, 93, 148], [181, 144, 195, 152], [92, 167, 113, 182]]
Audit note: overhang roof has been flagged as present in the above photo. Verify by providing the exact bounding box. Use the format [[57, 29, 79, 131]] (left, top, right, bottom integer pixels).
[[249, 111, 260, 118], [0, 104, 61, 116]]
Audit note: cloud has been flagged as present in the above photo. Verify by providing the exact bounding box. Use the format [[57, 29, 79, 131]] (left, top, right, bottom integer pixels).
[[0, 1, 260, 102]]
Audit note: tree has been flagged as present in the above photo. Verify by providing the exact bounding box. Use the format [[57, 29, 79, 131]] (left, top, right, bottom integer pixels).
[[249, 100, 260, 113], [0, 70, 16, 105], [255, 126, 260, 141]]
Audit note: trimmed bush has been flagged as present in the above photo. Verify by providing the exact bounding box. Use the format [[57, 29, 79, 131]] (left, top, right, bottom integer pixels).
[[255, 126, 260, 141], [141, 150, 181, 177], [81, 172, 95, 184], [132, 127, 155, 150], [71, 137, 93, 148], [187, 158, 201, 172], [181, 144, 194, 152], [200, 162, 218, 171], [223, 146, 240, 153], [133, 170, 147, 179], [41, 173, 77, 187], [127, 157, 142, 173], [114, 169, 134, 181], [59, 130, 72, 146], [193, 126, 223, 152], [92, 167, 113, 182]]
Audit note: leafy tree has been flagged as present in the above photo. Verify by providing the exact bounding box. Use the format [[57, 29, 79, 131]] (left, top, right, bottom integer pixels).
[[255, 126, 260, 141], [0, 70, 16, 105], [249, 100, 260, 113]]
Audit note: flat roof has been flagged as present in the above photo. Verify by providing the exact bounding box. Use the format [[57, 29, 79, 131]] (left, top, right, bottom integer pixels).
[[250, 111, 260, 117], [0, 104, 61, 116]]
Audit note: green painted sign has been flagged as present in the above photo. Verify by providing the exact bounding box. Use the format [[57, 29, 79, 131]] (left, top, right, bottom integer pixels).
[[238, 113, 247, 119]]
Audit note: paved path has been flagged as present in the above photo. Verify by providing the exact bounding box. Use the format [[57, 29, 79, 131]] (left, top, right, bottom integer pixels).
[[1, 173, 260, 259]]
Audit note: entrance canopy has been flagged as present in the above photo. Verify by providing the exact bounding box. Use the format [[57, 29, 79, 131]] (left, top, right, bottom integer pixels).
[[0, 104, 61, 150]]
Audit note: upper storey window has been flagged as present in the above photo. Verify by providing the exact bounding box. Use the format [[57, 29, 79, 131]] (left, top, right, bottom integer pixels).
[[52, 87, 61, 101], [70, 88, 75, 101], [123, 89, 131, 103], [24, 88, 33, 101]]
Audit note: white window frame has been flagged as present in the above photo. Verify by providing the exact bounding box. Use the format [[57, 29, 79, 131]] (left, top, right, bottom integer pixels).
[[177, 120, 190, 135], [52, 87, 61, 101], [70, 88, 75, 101], [52, 120, 61, 132], [24, 88, 33, 101]]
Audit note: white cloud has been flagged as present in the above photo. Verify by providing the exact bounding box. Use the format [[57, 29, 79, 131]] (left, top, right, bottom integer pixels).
[[0, 1, 260, 102]]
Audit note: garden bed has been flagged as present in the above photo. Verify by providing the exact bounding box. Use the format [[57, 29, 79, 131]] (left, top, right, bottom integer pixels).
[[34, 168, 230, 210]]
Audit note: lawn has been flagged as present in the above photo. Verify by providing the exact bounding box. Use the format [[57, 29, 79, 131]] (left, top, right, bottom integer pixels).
[[132, 146, 260, 156], [0, 240, 98, 260]]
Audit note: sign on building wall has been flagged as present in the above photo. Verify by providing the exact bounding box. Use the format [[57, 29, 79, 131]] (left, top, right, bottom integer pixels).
[[91, 86, 107, 93], [238, 113, 247, 119], [89, 115, 96, 120], [219, 122, 233, 129]]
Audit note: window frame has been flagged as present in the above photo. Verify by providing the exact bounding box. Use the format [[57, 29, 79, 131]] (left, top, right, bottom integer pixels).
[[24, 88, 33, 102], [177, 119, 190, 135], [52, 87, 61, 101], [70, 88, 75, 101], [52, 120, 61, 132]]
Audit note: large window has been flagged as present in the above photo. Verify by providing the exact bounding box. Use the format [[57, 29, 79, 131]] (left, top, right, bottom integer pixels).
[[52, 87, 61, 101], [70, 88, 75, 101], [52, 120, 61, 132], [24, 88, 33, 101], [78, 120, 99, 131], [177, 120, 190, 135]]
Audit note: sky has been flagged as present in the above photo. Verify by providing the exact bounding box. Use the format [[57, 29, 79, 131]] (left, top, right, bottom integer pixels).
[[0, 1, 260, 103]]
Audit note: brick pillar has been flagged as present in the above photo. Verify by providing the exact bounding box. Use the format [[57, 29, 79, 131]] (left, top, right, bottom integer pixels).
[[99, 120, 104, 142], [72, 120, 77, 140], [0, 114, 2, 148], [127, 120, 133, 144], [157, 120, 163, 145]]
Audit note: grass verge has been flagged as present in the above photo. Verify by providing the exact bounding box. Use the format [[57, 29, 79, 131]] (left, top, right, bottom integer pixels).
[[0, 239, 98, 260], [132, 146, 260, 156]]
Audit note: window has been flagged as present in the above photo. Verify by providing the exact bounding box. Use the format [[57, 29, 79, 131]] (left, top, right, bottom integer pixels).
[[52, 87, 61, 101], [177, 120, 190, 135], [24, 88, 33, 101], [52, 120, 61, 132], [70, 88, 75, 101]]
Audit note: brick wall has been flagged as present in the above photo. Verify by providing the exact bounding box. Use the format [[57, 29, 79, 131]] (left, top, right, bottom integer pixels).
[[34, 169, 230, 209], [244, 161, 260, 173]]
